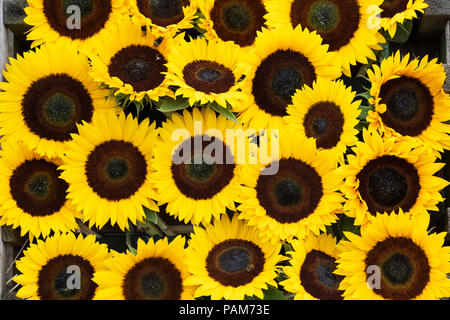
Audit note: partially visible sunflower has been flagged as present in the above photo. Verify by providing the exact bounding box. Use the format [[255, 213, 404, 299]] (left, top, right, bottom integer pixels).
[[0, 41, 115, 158], [23, 0, 129, 52], [152, 108, 247, 225], [165, 37, 250, 108], [379, 0, 428, 38], [0, 141, 79, 239], [129, 0, 199, 36], [237, 130, 343, 241], [285, 78, 361, 166], [281, 233, 345, 300], [89, 17, 176, 102], [233, 26, 341, 131], [336, 212, 450, 300], [340, 129, 448, 227], [367, 51, 450, 155], [93, 236, 194, 300], [198, 0, 270, 49], [265, 0, 386, 76], [14, 232, 110, 300], [185, 214, 284, 300], [60, 110, 160, 231]]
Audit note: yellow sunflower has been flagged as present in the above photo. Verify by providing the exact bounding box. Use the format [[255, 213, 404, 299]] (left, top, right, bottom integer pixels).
[[285, 78, 361, 166], [23, 0, 129, 52], [14, 232, 110, 300], [164, 37, 250, 108], [379, 0, 428, 38], [281, 233, 345, 300], [129, 0, 199, 36], [265, 0, 386, 76], [59, 110, 160, 231], [233, 25, 342, 131], [89, 17, 177, 103], [340, 129, 448, 227], [93, 236, 194, 300], [0, 41, 115, 159], [152, 108, 247, 225], [198, 0, 270, 49], [367, 51, 450, 156], [185, 214, 284, 300], [0, 141, 79, 239], [335, 212, 450, 300], [237, 130, 343, 242]]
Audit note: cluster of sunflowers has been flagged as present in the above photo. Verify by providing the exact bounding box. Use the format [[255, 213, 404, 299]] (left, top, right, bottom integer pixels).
[[0, 0, 449, 301]]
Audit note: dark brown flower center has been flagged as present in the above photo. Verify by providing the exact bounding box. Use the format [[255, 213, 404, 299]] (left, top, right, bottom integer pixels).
[[38, 254, 96, 300], [206, 239, 265, 287], [300, 250, 344, 300], [290, 0, 360, 51], [136, 0, 189, 27], [108, 45, 168, 93], [183, 60, 236, 94], [380, 0, 409, 18], [210, 0, 268, 47], [43, 0, 112, 40], [123, 257, 183, 300], [357, 155, 420, 215], [85, 140, 148, 201], [22, 74, 94, 142], [171, 136, 236, 200], [379, 76, 434, 137], [9, 159, 68, 217], [303, 102, 345, 149], [365, 237, 430, 300], [256, 158, 323, 224], [252, 50, 317, 117]]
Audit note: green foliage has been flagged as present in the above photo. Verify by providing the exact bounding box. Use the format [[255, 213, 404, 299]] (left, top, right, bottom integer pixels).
[[157, 96, 191, 113], [209, 101, 239, 124]]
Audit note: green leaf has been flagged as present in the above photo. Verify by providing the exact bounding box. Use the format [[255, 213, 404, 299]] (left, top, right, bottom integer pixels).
[[143, 206, 158, 224], [125, 231, 137, 255], [389, 20, 413, 44], [355, 121, 369, 131], [262, 285, 287, 300], [157, 96, 190, 112], [337, 214, 361, 240], [355, 91, 372, 101], [209, 101, 239, 124]]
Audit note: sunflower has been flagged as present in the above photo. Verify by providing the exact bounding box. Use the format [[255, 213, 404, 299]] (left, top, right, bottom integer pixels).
[[185, 214, 283, 300], [59, 110, 160, 231], [129, 0, 199, 36], [93, 236, 194, 300], [152, 108, 247, 225], [165, 37, 250, 108], [379, 0, 428, 38], [281, 233, 345, 300], [14, 232, 110, 300], [237, 130, 343, 241], [233, 26, 341, 131], [198, 0, 270, 49], [264, 0, 386, 76], [0, 41, 115, 159], [0, 141, 79, 239], [340, 129, 448, 227], [367, 51, 450, 155], [335, 212, 450, 300], [23, 0, 129, 52], [285, 78, 361, 166], [89, 17, 176, 103]]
